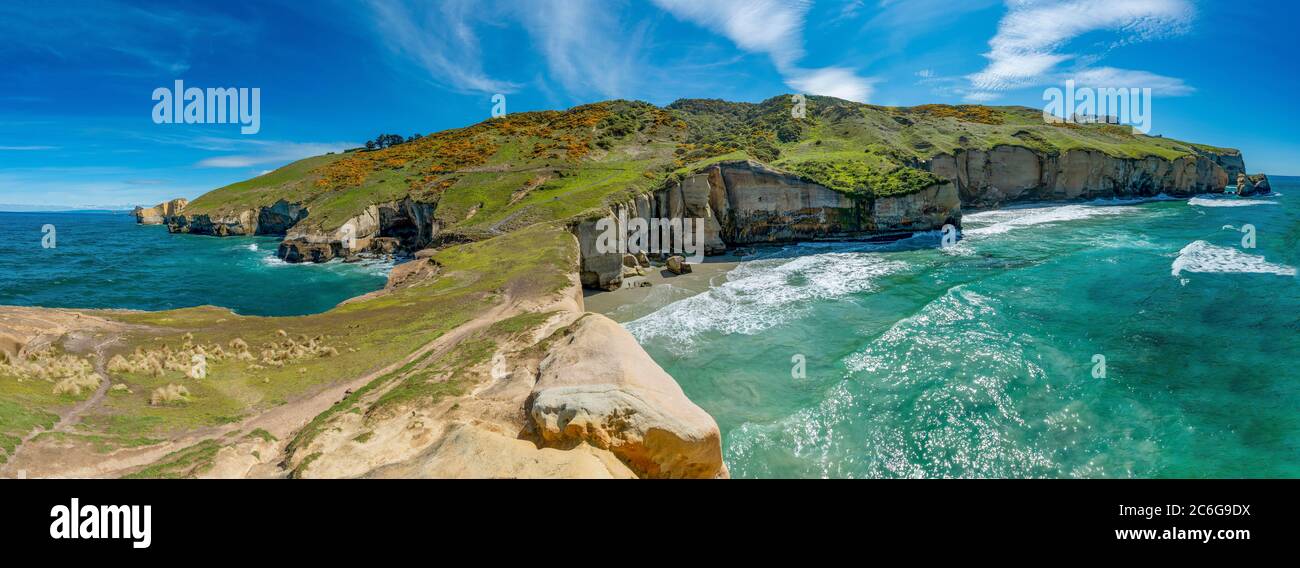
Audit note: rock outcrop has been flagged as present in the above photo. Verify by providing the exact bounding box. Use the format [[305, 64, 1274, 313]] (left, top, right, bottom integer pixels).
[[1201, 148, 1246, 183], [927, 146, 1230, 209], [167, 197, 437, 263], [526, 314, 727, 479], [1237, 173, 1272, 196], [132, 198, 188, 225]]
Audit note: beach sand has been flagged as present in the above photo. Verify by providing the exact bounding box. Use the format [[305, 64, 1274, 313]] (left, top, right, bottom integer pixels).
[[582, 258, 739, 323]]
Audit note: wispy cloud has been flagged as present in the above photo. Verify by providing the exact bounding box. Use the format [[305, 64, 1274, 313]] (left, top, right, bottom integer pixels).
[[966, 0, 1195, 101], [786, 68, 877, 105], [0, 0, 247, 77], [0, 146, 58, 151], [511, 0, 650, 99], [650, 0, 877, 102], [194, 140, 357, 168], [366, 0, 520, 94], [1071, 66, 1194, 95]]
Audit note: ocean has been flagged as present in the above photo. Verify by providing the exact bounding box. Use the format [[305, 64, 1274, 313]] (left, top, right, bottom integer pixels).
[[622, 179, 1300, 478], [0, 211, 389, 317]]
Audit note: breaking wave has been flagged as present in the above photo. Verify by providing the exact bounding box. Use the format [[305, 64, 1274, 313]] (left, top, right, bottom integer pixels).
[[1171, 240, 1296, 277], [626, 252, 907, 353]]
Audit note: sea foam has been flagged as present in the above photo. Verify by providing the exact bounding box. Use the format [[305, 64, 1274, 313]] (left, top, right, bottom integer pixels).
[[1171, 240, 1296, 277], [625, 252, 906, 352], [962, 204, 1138, 237], [1188, 196, 1276, 207]]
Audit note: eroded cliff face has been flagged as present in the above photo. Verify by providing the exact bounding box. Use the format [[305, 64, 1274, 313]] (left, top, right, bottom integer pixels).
[[927, 146, 1231, 208], [277, 198, 437, 263], [577, 160, 959, 290], [132, 198, 188, 225], [167, 198, 437, 262]]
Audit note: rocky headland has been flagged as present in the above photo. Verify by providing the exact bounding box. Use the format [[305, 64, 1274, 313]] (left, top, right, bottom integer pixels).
[[0, 95, 1269, 478]]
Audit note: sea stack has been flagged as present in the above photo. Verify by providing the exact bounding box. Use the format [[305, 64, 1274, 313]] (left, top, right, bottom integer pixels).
[[1236, 173, 1272, 196], [133, 198, 189, 225]]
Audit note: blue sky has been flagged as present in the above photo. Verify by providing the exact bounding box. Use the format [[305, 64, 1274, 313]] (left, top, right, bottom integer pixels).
[[1, 0, 1296, 209]]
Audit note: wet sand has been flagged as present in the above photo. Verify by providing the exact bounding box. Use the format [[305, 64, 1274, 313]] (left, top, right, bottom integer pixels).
[[582, 258, 739, 323]]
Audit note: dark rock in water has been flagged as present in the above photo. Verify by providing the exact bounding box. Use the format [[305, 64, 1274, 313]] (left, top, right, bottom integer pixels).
[[1237, 173, 1272, 196], [368, 237, 401, 255], [278, 239, 336, 263]]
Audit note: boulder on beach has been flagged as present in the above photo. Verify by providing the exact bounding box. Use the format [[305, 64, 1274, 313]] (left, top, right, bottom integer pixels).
[[666, 255, 692, 275]]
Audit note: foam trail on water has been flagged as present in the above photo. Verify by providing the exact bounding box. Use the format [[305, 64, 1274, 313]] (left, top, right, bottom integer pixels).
[[962, 203, 1139, 237], [1171, 240, 1296, 277], [1188, 197, 1276, 208]]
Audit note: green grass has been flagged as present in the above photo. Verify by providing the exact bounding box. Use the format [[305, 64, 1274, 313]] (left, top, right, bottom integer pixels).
[[122, 439, 224, 478], [245, 428, 277, 443], [786, 159, 945, 198]]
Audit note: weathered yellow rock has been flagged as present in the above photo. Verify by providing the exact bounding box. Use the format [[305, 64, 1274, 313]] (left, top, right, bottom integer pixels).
[[527, 314, 726, 479], [133, 198, 188, 225], [366, 423, 636, 479]]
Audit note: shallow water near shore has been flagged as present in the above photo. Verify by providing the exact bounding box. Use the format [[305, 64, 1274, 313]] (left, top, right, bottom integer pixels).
[[614, 180, 1300, 478], [0, 211, 389, 316]]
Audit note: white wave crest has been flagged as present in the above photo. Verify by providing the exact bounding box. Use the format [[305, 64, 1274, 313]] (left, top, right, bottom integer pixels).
[[962, 204, 1138, 237], [1171, 241, 1296, 277], [625, 252, 906, 351], [1188, 197, 1276, 207]]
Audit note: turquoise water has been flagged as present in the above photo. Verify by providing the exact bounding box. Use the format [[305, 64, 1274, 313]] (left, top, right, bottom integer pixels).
[[0, 211, 389, 316], [624, 180, 1300, 478]]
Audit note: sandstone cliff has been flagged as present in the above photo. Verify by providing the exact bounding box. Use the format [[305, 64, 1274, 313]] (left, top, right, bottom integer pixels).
[[132, 198, 188, 225], [926, 145, 1231, 209], [578, 160, 959, 290]]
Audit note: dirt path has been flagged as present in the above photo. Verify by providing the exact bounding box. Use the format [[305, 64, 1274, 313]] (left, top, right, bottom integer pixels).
[[3, 333, 120, 474]]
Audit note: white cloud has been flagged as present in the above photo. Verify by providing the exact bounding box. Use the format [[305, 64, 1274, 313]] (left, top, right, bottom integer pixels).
[[366, 0, 519, 94], [651, 0, 876, 102], [195, 141, 356, 168], [0, 146, 58, 151], [787, 68, 876, 103], [651, 0, 810, 68], [967, 0, 1195, 100], [1070, 66, 1194, 96]]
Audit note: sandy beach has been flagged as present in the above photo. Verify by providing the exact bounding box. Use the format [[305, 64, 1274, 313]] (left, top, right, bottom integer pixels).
[[581, 257, 740, 323]]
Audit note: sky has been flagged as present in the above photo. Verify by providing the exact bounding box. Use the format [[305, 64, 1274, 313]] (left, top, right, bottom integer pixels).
[[0, 0, 1296, 209]]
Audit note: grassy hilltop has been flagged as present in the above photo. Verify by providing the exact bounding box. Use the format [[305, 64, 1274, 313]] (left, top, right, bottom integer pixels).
[[185, 95, 1229, 238]]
